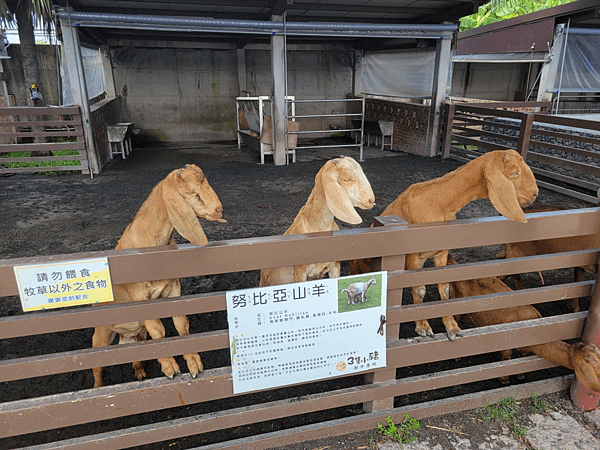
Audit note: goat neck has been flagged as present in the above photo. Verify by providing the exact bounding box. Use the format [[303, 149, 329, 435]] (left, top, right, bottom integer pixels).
[[288, 182, 336, 234], [384, 156, 489, 224], [116, 179, 177, 249], [524, 341, 576, 369], [385, 150, 537, 224]]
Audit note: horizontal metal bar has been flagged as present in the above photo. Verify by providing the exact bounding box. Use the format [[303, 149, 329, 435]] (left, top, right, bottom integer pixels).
[[527, 151, 600, 177], [292, 129, 351, 134], [291, 99, 366, 103], [291, 143, 361, 150], [536, 180, 600, 204], [533, 113, 600, 132], [530, 166, 600, 192], [289, 113, 362, 119]]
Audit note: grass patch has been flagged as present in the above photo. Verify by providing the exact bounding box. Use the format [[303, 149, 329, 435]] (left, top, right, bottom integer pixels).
[[377, 414, 420, 448], [1, 150, 81, 174], [478, 397, 527, 437], [531, 394, 553, 414], [477, 395, 556, 440]]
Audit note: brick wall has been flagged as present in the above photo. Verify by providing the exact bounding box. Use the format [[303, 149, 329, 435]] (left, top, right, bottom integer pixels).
[[365, 98, 430, 156], [348, 97, 431, 156], [91, 97, 122, 170]]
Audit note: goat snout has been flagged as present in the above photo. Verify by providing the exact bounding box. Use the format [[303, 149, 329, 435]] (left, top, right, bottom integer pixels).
[[359, 196, 376, 209]]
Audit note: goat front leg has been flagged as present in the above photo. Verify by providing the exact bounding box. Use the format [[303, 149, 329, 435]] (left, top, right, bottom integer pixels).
[[571, 267, 586, 313], [327, 261, 341, 279], [499, 349, 513, 384], [144, 318, 182, 379], [132, 329, 147, 381], [166, 278, 203, 378], [434, 251, 462, 341], [407, 253, 434, 338], [92, 325, 116, 388], [172, 315, 203, 378]]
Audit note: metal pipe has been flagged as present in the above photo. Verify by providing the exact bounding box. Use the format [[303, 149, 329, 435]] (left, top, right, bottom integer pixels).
[[54, 10, 457, 38], [555, 19, 570, 115]]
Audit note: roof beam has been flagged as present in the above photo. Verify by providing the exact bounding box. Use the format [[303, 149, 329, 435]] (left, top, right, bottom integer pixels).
[[270, 0, 291, 16]]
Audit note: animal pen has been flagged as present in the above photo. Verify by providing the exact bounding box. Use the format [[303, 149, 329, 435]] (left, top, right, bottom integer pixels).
[[236, 96, 366, 164], [443, 101, 600, 204], [1, 206, 600, 449]]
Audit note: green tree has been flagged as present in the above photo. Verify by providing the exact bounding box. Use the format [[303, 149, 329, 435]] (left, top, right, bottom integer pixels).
[[0, 0, 53, 106], [460, 0, 577, 31]]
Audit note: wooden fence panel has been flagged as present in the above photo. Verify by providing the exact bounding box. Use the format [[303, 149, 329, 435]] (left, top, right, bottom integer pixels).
[[0, 106, 89, 176], [0, 209, 599, 448], [443, 102, 600, 204]]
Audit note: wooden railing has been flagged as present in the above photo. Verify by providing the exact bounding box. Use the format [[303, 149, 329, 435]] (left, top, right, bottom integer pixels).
[[442, 102, 600, 204], [0, 106, 89, 176], [1, 208, 599, 449]]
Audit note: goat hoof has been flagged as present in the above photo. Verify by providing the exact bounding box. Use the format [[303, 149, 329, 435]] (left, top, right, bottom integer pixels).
[[416, 329, 435, 338]]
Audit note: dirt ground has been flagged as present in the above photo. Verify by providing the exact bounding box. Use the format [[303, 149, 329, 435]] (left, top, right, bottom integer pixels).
[[0, 138, 596, 449]]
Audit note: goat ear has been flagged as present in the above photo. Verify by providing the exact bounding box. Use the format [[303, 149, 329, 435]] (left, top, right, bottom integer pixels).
[[484, 156, 527, 223], [162, 176, 208, 246], [320, 161, 362, 224], [575, 363, 600, 392]]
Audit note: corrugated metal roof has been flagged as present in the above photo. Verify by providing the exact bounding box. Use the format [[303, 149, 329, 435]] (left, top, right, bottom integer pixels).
[[52, 0, 474, 48]]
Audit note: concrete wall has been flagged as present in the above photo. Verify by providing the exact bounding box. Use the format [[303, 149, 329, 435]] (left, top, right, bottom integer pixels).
[[451, 62, 541, 101], [112, 46, 353, 144], [2, 44, 61, 107]]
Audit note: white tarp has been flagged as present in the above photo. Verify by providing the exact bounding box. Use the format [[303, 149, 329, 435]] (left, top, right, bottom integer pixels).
[[361, 47, 443, 98], [552, 28, 600, 93], [61, 46, 105, 105]]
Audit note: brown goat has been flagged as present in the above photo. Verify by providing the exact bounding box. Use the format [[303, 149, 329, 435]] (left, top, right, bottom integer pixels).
[[448, 255, 600, 392], [350, 150, 538, 341], [92, 164, 226, 388], [497, 205, 598, 313], [260, 156, 375, 286]]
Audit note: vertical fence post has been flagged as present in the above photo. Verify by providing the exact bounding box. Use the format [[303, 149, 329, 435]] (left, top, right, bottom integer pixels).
[[441, 103, 455, 160], [571, 254, 600, 411], [516, 112, 534, 160], [363, 215, 407, 413]]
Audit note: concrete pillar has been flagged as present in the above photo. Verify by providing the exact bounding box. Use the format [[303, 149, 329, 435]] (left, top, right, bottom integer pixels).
[[59, 13, 100, 174], [237, 48, 247, 96], [426, 37, 452, 157], [271, 15, 287, 166], [101, 45, 117, 99]]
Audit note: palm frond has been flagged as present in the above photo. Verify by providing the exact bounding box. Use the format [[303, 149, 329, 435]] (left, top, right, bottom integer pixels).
[[0, 0, 54, 32]]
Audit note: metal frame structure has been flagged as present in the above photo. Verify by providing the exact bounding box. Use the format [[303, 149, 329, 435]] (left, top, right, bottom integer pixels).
[[287, 98, 367, 161]]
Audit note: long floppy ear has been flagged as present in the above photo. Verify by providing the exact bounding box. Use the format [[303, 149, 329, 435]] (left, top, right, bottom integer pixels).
[[574, 363, 600, 392], [320, 160, 362, 224], [162, 173, 208, 246], [484, 154, 527, 223]]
